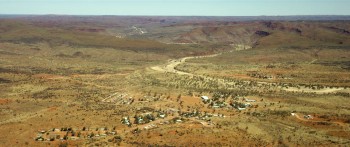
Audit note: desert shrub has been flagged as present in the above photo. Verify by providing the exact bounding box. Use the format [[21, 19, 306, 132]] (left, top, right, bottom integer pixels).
[[59, 142, 68, 147]]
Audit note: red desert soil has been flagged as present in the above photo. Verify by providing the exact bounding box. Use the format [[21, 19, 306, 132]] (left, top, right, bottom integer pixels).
[[33, 74, 66, 80], [0, 99, 11, 104], [70, 73, 128, 79], [223, 74, 252, 79], [47, 106, 58, 112], [327, 131, 350, 139]]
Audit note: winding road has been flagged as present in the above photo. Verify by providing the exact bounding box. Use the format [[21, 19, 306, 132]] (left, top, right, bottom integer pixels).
[[151, 53, 220, 76], [150, 52, 347, 94]]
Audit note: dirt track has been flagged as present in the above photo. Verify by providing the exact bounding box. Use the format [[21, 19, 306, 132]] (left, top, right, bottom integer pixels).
[[292, 113, 347, 127], [151, 53, 220, 76], [150, 53, 347, 94], [283, 86, 345, 94]]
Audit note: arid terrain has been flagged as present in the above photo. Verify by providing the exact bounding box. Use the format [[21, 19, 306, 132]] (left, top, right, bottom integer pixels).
[[0, 15, 349, 146]]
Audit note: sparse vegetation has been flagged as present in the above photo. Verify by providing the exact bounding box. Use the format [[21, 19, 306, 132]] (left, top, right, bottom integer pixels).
[[0, 16, 349, 146]]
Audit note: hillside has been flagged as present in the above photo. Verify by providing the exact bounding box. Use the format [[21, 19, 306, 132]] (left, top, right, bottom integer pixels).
[[0, 16, 349, 146]]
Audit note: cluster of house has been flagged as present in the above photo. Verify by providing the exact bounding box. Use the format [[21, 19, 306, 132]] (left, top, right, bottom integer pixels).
[[121, 111, 168, 127], [201, 95, 257, 110], [35, 127, 117, 142], [180, 110, 224, 120], [122, 109, 223, 130], [201, 96, 227, 108], [230, 98, 257, 110], [124, 116, 181, 131]]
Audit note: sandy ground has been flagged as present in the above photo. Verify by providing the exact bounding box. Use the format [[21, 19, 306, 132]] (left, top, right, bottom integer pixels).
[[0, 107, 52, 125]]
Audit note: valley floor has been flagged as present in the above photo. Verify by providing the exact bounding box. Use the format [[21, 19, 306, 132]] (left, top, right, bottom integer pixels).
[[1, 47, 349, 146]]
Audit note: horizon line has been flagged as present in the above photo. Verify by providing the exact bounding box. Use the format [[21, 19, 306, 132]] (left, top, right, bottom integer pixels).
[[1, 14, 350, 17]]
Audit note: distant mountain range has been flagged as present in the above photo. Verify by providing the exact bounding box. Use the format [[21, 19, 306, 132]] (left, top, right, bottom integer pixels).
[[1, 15, 350, 21]]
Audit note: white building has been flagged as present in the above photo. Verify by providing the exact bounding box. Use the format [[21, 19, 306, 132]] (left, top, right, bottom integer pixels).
[[201, 96, 209, 101], [244, 98, 256, 102]]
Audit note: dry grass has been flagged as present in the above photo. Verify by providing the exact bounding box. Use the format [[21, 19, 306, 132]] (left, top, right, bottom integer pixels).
[[0, 17, 349, 146]]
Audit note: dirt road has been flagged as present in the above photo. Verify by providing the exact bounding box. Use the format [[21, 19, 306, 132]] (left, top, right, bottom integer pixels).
[[292, 113, 347, 127], [283, 86, 345, 94], [150, 52, 347, 94], [151, 53, 220, 76]]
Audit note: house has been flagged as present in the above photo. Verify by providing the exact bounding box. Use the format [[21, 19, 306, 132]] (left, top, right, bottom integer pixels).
[[234, 96, 243, 100], [136, 116, 144, 124], [144, 124, 157, 130], [212, 101, 227, 108], [38, 130, 46, 134], [121, 117, 131, 125], [173, 117, 183, 123], [167, 108, 179, 113], [304, 115, 313, 119], [158, 113, 166, 118], [212, 105, 220, 108], [244, 98, 256, 102], [35, 137, 44, 141], [244, 103, 252, 107], [201, 96, 210, 102], [109, 131, 116, 135]]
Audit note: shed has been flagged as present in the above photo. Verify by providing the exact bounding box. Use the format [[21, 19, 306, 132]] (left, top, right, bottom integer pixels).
[[201, 96, 209, 101], [244, 98, 256, 102]]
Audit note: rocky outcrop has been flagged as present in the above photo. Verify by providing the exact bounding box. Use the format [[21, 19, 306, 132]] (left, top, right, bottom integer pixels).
[[255, 31, 270, 37], [326, 26, 350, 35]]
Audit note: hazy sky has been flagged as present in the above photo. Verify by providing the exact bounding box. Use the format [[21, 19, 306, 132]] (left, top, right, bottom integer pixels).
[[0, 0, 349, 16]]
